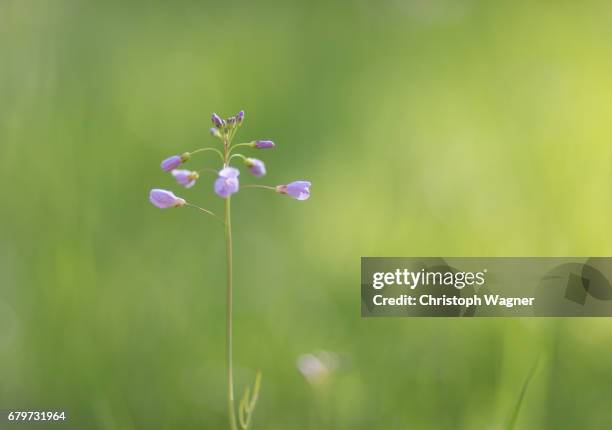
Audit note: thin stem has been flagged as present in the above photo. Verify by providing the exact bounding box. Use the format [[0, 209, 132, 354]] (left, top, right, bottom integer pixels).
[[185, 203, 224, 224], [224, 132, 238, 430], [229, 153, 247, 163], [197, 167, 219, 175], [228, 142, 253, 155], [241, 184, 277, 191], [228, 125, 241, 143], [190, 147, 224, 161]]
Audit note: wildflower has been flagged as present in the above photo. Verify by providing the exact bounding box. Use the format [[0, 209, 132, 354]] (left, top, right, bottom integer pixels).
[[214, 167, 240, 198], [253, 140, 275, 149], [150, 108, 311, 430], [244, 158, 266, 177], [172, 169, 199, 188], [149, 189, 186, 208], [277, 181, 311, 200], [211, 113, 225, 128]]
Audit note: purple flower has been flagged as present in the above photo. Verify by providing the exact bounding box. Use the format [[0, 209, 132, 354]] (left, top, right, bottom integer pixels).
[[161, 155, 182, 171], [254, 140, 275, 149], [219, 167, 240, 179], [172, 169, 199, 188], [277, 181, 311, 200], [211, 113, 225, 128], [245, 158, 266, 177], [161, 153, 190, 171], [149, 189, 186, 208], [236, 110, 244, 125], [214, 167, 240, 198]]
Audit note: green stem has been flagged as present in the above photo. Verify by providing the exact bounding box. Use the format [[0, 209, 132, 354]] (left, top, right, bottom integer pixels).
[[185, 203, 224, 224], [197, 167, 219, 175], [241, 184, 277, 191], [229, 153, 247, 163], [224, 133, 238, 430], [228, 142, 254, 155], [190, 147, 224, 161]]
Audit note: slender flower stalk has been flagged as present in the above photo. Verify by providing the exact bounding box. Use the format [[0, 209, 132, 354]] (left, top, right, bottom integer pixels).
[[184, 203, 223, 223], [225, 195, 237, 430], [197, 167, 220, 175], [149, 110, 310, 429], [223, 133, 238, 430], [241, 184, 277, 191], [190, 147, 224, 161]]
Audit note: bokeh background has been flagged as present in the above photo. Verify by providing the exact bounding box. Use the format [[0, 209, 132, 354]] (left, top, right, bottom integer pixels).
[[2, 0, 612, 428]]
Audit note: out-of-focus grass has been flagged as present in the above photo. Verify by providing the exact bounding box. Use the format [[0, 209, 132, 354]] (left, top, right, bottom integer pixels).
[[2, 0, 612, 428], [507, 358, 539, 430]]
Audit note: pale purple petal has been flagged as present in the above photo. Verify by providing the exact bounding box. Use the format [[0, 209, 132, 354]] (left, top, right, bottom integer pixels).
[[286, 181, 311, 200], [214, 176, 239, 198], [149, 189, 186, 208], [161, 155, 182, 171], [255, 140, 275, 149], [211, 113, 224, 128], [172, 169, 198, 188], [246, 158, 266, 177], [218, 167, 240, 179]]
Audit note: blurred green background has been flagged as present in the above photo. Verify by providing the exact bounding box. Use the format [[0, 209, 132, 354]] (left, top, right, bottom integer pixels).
[[2, 0, 612, 428]]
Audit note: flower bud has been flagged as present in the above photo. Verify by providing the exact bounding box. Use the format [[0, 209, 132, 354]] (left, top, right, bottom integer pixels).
[[277, 181, 311, 200], [210, 127, 222, 138], [149, 189, 186, 208], [254, 140, 275, 149], [161, 155, 182, 171], [214, 167, 240, 198], [244, 158, 266, 177], [211, 113, 225, 128], [172, 169, 199, 188], [236, 110, 245, 125]]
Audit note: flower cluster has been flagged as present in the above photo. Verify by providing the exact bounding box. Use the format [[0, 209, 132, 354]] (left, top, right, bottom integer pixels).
[[149, 110, 311, 210]]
